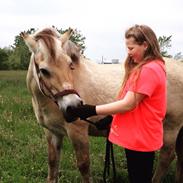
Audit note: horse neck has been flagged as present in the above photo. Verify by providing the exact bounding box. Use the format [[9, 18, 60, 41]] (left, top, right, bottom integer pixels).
[[73, 58, 122, 104]]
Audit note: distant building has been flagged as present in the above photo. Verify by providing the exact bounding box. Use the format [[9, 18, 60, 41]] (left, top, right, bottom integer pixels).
[[100, 57, 120, 64], [102, 60, 112, 64], [111, 59, 119, 64]]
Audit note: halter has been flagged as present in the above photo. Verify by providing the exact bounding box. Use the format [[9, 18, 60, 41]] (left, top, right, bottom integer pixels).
[[33, 57, 80, 103]]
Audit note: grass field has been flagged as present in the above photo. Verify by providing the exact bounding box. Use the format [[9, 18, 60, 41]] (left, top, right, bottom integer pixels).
[[0, 70, 176, 183]]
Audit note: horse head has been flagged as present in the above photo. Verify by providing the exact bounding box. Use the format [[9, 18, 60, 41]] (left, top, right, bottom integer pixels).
[[20, 27, 82, 122]]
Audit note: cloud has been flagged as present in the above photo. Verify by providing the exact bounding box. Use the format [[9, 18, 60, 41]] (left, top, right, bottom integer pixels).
[[0, 0, 182, 60]]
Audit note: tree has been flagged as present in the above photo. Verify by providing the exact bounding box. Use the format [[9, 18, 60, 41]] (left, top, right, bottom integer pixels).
[[0, 27, 86, 70], [158, 35, 172, 58], [174, 52, 183, 61], [0, 48, 10, 70], [8, 28, 35, 70]]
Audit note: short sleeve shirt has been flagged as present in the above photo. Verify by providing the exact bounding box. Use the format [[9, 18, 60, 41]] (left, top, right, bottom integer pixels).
[[108, 60, 166, 152]]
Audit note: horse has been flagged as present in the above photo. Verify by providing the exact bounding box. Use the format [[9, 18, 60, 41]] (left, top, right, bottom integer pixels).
[[175, 125, 183, 183], [20, 27, 183, 183], [152, 59, 183, 183]]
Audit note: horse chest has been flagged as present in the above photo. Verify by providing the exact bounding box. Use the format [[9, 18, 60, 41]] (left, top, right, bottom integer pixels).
[[32, 97, 66, 135]]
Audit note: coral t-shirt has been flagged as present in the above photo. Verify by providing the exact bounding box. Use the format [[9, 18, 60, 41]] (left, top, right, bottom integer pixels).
[[108, 60, 166, 152]]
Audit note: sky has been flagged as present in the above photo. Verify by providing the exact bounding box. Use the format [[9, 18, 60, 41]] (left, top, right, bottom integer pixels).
[[0, 0, 182, 63]]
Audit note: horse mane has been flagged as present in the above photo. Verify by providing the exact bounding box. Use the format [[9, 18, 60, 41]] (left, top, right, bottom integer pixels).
[[34, 28, 59, 61]]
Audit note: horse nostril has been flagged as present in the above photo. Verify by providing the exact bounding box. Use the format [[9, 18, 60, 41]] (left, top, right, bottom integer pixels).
[[66, 106, 72, 113]]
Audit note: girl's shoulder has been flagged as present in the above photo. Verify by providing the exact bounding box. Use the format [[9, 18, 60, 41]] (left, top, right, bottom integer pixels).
[[143, 60, 166, 73]]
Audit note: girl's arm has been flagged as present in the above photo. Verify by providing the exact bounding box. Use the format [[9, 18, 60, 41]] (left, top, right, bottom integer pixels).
[[96, 91, 146, 115]]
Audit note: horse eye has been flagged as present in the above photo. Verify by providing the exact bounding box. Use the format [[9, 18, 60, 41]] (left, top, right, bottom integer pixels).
[[40, 68, 50, 77], [69, 62, 75, 70]]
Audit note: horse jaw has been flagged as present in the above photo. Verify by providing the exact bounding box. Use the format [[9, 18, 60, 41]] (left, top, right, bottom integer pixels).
[[57, 94, 82, 122]]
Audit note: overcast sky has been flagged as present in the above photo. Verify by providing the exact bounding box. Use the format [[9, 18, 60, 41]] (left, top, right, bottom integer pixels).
[[0, 0, 182, 62]]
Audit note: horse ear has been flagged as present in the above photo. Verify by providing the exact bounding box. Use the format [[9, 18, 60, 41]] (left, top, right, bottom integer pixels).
[[63, 41, 80, 63], [60, 28, 74, 45], [20, 32, 38, 53]]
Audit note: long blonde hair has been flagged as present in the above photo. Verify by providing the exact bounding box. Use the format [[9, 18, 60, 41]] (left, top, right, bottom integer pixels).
[[120, 24, 164, 93]]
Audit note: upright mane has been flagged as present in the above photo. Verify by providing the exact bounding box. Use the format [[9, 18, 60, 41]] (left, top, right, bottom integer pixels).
[[34, 28, 60, 61]]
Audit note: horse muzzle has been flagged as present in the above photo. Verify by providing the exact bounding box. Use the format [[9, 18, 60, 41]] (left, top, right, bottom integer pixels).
[[56, 92, 83, 122]]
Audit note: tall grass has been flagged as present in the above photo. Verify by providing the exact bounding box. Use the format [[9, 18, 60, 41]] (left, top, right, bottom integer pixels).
[[0, 71, 176, 183]]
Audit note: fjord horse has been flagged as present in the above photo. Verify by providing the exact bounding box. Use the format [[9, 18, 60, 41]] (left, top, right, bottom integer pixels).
[[21, 27, 183, 183]]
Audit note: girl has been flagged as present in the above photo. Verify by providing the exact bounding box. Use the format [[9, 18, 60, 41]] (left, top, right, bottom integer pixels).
[[66, 24, 167, 183]]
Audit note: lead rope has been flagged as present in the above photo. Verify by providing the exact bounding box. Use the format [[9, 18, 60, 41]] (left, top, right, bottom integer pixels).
[[103, 130, 116, 183], [83, 119, 116, 183]]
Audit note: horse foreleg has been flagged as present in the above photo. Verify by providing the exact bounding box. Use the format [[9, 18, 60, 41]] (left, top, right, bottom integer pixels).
[[152, 131, 176, 183], [74, 140, 91, 183], [67, 123, 92, 183], [44, 129, 63, 183], [175, 126, 183, 183]]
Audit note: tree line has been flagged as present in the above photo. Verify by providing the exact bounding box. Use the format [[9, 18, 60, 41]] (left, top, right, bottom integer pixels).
[[0, 27, 182, 70], [0, 27, 86, 70]]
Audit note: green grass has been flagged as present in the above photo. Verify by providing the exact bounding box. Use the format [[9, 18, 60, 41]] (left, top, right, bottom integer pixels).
[[0, 70, 176, 183]]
